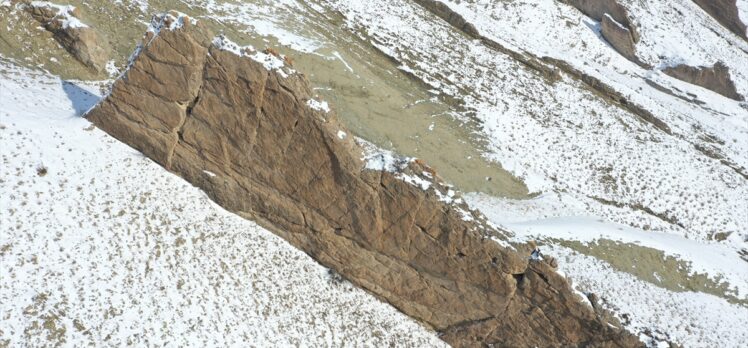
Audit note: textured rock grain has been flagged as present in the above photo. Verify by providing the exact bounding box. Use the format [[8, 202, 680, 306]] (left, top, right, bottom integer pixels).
[[664, 62, 744, 101], [86, 15, 642, 348], [22, 1, 110, 72]]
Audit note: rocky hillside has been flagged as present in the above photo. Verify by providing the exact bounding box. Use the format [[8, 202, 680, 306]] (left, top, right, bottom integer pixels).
[[1, 0, 747, 347], [85, 14, 640, 347]]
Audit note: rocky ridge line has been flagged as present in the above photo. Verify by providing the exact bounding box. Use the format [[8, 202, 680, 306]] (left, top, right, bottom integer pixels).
[[663, 62, 744, 101], [85, 13, 642, 348]]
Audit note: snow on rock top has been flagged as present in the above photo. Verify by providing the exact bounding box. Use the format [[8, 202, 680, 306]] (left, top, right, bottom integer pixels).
[[306, 98, 330, 113], [212, 35, 294, 76], [147, 11, 194, 34], [357, 138, 410, 172], [28, 1, 88, 29]]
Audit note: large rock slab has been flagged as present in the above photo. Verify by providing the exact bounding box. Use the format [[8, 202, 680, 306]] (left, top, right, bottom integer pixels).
[[560, 0, 644, 65], [664, 62, 744, 101], [85, 13, 642, 348], [600, 13, 639, 64], [21, 1, 110, 72]]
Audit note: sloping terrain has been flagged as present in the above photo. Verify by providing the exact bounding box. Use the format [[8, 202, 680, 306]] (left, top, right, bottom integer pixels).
[[1, 0, 747, 347], [82, 16, 639, 347], [0, 59, 447, 347]]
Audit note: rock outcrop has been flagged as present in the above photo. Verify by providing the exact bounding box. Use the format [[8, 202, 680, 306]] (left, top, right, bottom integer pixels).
[[600, 13, 639, 64], [692, 0, 747, 41], [664, 62, 744, 101], [21, 1, 110, 72], [86, 13, 642, 347], [412, 0, 671, 136], [560, 0, 643, 65]]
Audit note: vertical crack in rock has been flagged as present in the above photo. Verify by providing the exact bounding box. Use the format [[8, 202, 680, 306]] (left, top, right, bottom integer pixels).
[[85, 13, 643, 348]]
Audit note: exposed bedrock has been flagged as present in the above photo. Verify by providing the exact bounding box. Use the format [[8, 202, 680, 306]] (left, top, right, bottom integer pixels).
[[692, 0, 748, 41], [85, 14, 642, 348], [20, 1, 110, 72], [411, 0, 671, 136], [664, 62, 744, 101], [559, 0, 644, 66]]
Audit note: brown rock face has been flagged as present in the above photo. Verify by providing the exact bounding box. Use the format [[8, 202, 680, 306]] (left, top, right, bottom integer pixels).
[[664, 62, 744, 101], [562, 0, 638, 40], [86, 14, 642, 348], [560, 0, 644, 65], [22, 1, 110, 72], [692, 0, 747, 41], [600, 14, 639, 64]]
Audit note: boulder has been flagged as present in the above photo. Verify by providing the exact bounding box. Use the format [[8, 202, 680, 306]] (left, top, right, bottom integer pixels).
[[601, 14, 639, 64], [560, 0, 645, 65], [86, 13, 643, 348], [692, 0, 747, 41], [664, 62, 744, 101], [22, 1, 110, 72], [562, 0, 639, 42]]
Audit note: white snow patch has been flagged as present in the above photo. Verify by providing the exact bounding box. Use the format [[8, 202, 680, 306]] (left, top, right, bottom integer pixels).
[[147, 11, 194, 35], [105, 60, 119, 77], [211, 35, 293, 76], [548, 244, 748, 347], [306, 98, 330, 113], [466, 192, 748, 302], [337, 130, 347, 139], [738, 0, 748, 36], [332, 51, 354, 73], [249, 50, 286, 71], [357, 138, 409, 172], [201, 1, 324, 53]]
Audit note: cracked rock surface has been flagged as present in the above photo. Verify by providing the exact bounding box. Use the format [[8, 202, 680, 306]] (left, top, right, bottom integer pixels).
[[21, 0, 110, 72], [85, 15, 642, 348]]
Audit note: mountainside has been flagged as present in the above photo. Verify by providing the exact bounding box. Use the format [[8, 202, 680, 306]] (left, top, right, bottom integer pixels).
[[0, 60, 447, 347], [1, 0, 747, 347], [85, 14, 639, 347]]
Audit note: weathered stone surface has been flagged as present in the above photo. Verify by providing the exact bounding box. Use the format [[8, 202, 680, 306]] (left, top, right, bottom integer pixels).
[[22, 1, 110, 72], [562, 0, 639, 41], [560, 0, 645, 65], [86, 14, 642, 348], [692, 0, 747, 41], [601, 14, 639, 64], [664, 62, 744, 101]]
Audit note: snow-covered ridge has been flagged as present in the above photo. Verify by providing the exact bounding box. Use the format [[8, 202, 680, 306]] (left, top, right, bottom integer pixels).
[[26, 1, 88, 29], [212, 35, 295, 77]]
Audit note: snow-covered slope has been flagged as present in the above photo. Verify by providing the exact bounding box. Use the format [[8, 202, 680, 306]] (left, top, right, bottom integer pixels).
[[0, 60, 444, 347], [311, 0, 748, 345], [2, 0, 748, 346]]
